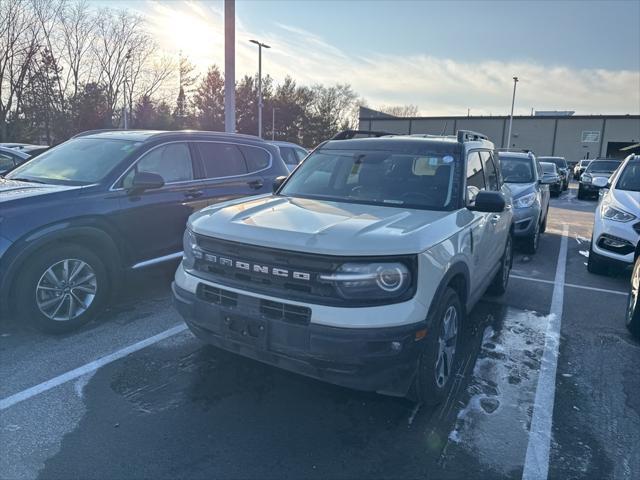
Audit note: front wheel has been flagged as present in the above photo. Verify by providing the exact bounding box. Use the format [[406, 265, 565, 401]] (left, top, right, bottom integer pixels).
[[522, 221, 540, 254], [414, 288, 463, 406], [489, 234, 513, 294], [16, 245, 110, 333], [626, 256, 640, 338], [586, 243, 610, 276]]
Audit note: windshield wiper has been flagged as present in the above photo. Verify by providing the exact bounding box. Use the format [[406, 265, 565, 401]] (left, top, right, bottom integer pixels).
[[11, 177, 46, 184]]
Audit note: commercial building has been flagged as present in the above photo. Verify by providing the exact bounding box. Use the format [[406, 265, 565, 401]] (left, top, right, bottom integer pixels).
[[358, 107, 640, 162]]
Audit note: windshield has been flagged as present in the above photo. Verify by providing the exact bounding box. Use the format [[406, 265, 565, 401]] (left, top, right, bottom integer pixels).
[[541, 163, 557, 173], [279, 148, 457, 210], [586, 160, 620, 174], [5, 138, 140, 185], [499, 156, 535, 183], [580, 160, 591, 167], [539, 157, 567, 168], [615, 159, 640, 192]]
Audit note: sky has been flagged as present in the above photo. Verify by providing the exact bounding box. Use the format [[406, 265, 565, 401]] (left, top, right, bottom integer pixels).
[[96, 0, 640, 116]]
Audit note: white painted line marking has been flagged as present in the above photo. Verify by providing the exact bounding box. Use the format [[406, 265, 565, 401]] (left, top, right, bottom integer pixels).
[[0, 324, 187, 411], [522, 224, 568, 480], [511, 274, 626, 296]]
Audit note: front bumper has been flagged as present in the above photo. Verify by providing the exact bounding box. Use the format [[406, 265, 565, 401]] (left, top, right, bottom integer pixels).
[[592, 212, 639, 265], [172, 281, 426, 396], [512, 204, 541, 238]]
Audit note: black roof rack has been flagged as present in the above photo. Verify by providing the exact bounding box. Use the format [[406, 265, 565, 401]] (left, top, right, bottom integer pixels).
[[331, 129, 391, 140], [456, 130, 488, 143]]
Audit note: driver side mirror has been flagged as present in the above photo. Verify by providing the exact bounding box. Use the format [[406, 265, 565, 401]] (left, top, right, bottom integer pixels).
[[468, 191, 506, 213], [127, 171, 164, 194], [273, 175, 287, 193]]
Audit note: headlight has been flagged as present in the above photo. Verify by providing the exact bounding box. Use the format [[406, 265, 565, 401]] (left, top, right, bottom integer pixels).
[[514, 192, 537, 209], [320, 262, 411, 300], [182, 229, 203, 269], [581, 173, 592, 184], [601, 204, 636, 223]]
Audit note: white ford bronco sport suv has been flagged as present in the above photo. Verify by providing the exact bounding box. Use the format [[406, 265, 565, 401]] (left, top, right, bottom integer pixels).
[[173, 130, 514, 403]]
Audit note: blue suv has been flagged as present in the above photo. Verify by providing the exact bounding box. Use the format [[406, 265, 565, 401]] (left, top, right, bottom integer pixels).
[[0, 130, 288, 332]]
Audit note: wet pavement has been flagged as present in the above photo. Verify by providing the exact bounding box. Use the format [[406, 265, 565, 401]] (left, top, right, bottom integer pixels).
[[1, 183, 638, 480]]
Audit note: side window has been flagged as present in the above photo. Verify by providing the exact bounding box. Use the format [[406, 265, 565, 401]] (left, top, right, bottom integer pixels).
[[279, 147, 298, 166], [197, 142, 248, 178], [466, 151, 485, 204], [123, 143, 193, 188], [239, 145, 270, 172], [294, 148, 308, 162], [0, 152, 16, 171], [480, 151, 499, 190]]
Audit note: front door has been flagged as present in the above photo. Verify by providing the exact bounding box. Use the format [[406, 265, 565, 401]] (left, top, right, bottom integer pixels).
[[112, 142, 206, 266]]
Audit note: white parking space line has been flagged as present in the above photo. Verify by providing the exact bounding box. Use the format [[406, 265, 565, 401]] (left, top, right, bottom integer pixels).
[[522, 224, 569, 480], [0, 324, 187, 411], [511, 275, 626, 296]]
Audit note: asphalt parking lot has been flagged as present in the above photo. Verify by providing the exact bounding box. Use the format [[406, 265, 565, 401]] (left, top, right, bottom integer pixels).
[[1, 182, 638, 480]]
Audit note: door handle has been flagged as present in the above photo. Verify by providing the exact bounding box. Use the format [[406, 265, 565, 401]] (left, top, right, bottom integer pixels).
[[490, 214, 500, 225], [248, 179, 264, 190], [184, 189, 203, 199]]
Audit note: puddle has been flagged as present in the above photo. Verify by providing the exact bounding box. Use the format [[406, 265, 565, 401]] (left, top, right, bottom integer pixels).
[[445, 308, 548, 475]]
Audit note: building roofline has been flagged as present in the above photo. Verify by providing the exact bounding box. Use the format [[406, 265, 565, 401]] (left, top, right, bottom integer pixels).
[[360, 114, 640, 121]]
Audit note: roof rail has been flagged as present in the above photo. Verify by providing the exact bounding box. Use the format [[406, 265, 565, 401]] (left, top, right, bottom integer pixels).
[[331, 129, 391, 140], [71, 129, 128, 138], [456, 130, 488, 143]]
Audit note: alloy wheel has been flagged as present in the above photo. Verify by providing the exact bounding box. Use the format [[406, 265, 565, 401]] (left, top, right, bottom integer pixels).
[[628, 261, 640, 326], [435, 305, 459, 388], [36, 259, 98, 321]]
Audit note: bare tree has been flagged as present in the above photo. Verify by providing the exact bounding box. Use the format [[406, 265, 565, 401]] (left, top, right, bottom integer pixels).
[[93, 8, 147, 124], [0, 0, 41, 140], [378, 104, 420, 117]]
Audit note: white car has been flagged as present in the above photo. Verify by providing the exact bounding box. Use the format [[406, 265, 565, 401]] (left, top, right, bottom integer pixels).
[[173, 130, 514, 403], [588, 154, 640, 274]]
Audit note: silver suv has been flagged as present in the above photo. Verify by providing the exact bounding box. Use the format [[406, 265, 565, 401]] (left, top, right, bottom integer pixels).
[[173, 130, 514, 403]]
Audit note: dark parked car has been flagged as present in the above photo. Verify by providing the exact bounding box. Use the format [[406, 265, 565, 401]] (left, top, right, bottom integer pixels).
[[578, 159, 621, 200], [499, 151, 550, 253], [0, 146, 30, 174], [0, 129, 289, 332], [538, 156, 569, 190], [540, 162, 562, 196]]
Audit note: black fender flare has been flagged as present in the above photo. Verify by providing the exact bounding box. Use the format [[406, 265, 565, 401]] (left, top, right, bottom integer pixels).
[[424, 261, 471, 328]]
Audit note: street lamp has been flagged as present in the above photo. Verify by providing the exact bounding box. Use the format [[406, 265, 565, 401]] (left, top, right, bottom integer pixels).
[[506, 76, 519, 150], [249, 39, 271, 138]]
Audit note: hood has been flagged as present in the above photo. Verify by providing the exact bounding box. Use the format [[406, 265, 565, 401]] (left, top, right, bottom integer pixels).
[[0, 178, 82, 203], [190, 195, 472, 256], [610, 189, 640, 214], [505, 182, 536, 198]]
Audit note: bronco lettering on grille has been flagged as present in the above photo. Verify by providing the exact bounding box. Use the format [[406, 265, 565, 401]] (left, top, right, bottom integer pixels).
[[203, 254, 311, 281]]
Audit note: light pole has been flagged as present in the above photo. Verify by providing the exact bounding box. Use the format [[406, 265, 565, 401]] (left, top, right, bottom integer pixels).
[[506, 76, 519, 150], [272, 107, 275, 140], [249, 39, 270, 138], [224, 0, 235, 133]]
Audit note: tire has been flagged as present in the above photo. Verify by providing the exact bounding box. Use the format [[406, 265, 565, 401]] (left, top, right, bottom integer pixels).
[[626, 256, 640, 338], [586, 242, 610, 276], [16, 244, 110, 333], [540, 207, 548, 234], [522, 220, 540, 254], [489, 234, 513, 294], [414, 287, 463, 406], [577, 186, 585, 200]]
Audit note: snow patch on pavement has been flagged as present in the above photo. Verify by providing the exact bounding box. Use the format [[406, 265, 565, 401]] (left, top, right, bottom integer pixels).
[[446, 308, 549, 475]]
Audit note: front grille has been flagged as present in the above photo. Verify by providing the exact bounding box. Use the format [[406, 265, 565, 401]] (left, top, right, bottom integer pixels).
[[260, 300, 311, 325], [633, 222, 640, 235], [191, 235, 417, 307], [197, 284, 238, 307]]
